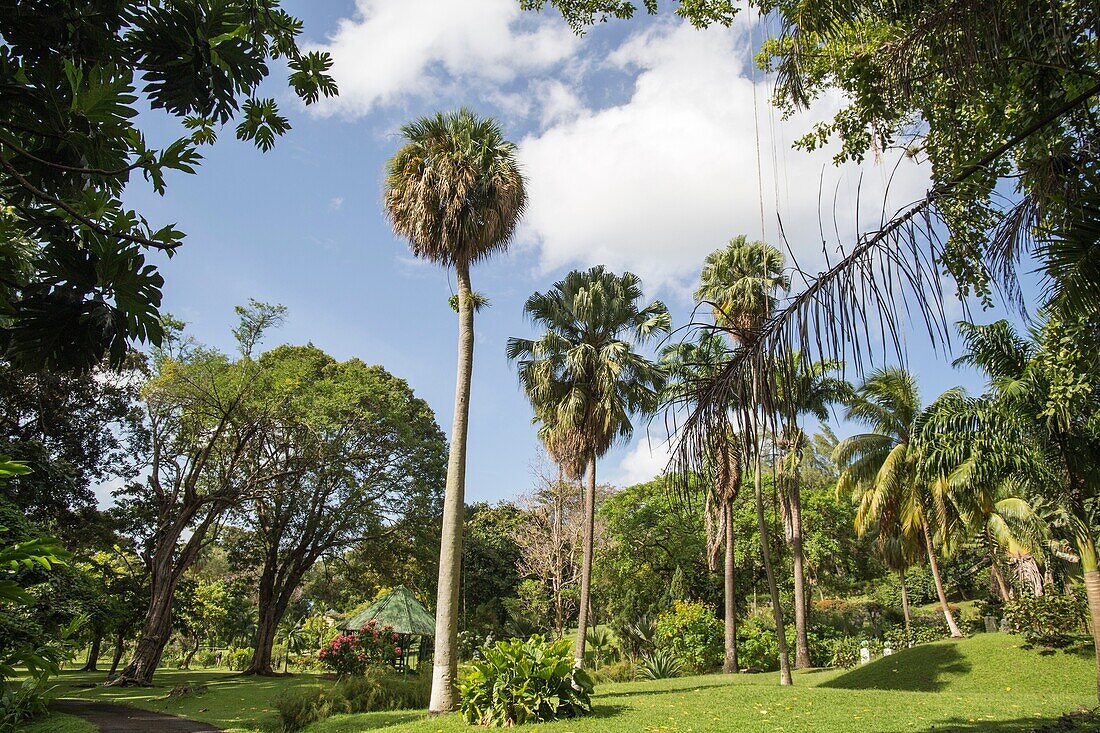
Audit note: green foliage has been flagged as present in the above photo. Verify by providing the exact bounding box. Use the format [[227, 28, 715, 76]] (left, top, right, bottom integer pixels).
[[636, 649, 681, 680], [1003, 594, 1088, 649], [274, 671, 431, 732], [520, 0, 739, 33], [457, 635, 594, 727], [654, 600, 722, 674], [592, 659, 636, 683], [0, 4, 337, 371], [225, 648, 253, 672], [737, 615, 780, 671], [829, 637, 861, 669]]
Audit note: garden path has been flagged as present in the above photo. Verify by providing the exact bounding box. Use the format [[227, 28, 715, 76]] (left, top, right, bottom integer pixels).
[[52, 700, 224, 732]]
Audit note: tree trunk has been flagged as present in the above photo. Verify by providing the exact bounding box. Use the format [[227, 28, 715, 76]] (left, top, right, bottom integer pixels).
[[81, 633, 102, 672], [1075, 529, 1100, 704], [754, 449, 792, 685], [109, 545, 181, 685], [574, 452, 597, 668], [923, 522, 963, 638], [244, 561, 297, 676], [723, 501, 739, 674], [899, 568, 912, 643], [180, 636, 200, 669], [109, 629, 126, 677], [429, 260, 475, 714], [786, 476, 812, 669]]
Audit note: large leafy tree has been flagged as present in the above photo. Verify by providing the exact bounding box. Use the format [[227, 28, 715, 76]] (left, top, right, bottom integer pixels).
[[694, 235, 794, 685], [832, 368, 964, 638], [238, 347, 446, 675], [110, 302, 287, 685], [508, 266, 669, 667], [0, 1, 337, 372], [383, 108, 526, 712]]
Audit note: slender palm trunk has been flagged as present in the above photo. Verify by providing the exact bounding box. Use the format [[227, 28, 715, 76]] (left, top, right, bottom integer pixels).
[[776, 427, 812, 669], [428, 260, 475, 714], [754, 449, 792, 685], [574, 451, 597, 667], [1075, 528, 1100, 704], [922, 522, 963, 638], [723, 502, 739, 674], [899, 568, 912, 642], [81, 634, 102, 672]]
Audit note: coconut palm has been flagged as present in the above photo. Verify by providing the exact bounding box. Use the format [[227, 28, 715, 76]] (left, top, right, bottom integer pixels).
[[773, 352, 851, 668], [832, 368, 964, 637], [384, 108, 526, 712], [695, 235, 794, 685], [507, 266, 670, 667], [661, 333, 742, 673]]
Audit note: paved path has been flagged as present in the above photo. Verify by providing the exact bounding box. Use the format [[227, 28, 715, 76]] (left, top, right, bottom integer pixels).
[[52, 700, 224, 732]]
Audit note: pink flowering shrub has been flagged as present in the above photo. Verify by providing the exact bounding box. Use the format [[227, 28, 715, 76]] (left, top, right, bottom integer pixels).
[[318, 619, 401, 676]]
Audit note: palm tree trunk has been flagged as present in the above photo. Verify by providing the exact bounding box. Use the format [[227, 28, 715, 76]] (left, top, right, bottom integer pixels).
[[574, 451, 597, 667], [1074, 527, 1100, 704], [428, 260, 475, 714], [985, 528, 1012, 601], [922, 522, 963, 638], [754, 449, 792, 685], [899, 568, 912, 643], [723, 501, 739, 674], [786, 477, 812, 669]]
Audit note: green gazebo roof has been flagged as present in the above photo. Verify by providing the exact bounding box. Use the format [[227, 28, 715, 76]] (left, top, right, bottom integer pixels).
[[338, 585, 435, 636]]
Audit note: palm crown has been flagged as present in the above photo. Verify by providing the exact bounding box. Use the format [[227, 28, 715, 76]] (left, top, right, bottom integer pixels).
[[384, 108, 526, 267], [695, 235, 790, 339], [507, 266, 671, 467]]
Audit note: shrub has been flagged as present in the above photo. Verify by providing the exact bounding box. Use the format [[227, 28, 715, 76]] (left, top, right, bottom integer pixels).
[[195, 650, 219, 668], [274, 686, 328, 733], [737, 615, 780, 670], [654, 600, 723, 674], [226, 647, 253, 671], [828, 636, 861, 669], [318, 620, 400, 677], [458, 635, 594, 727], [593, 659, 636, 683], [1003, 594, 1087, 648], [637, 650, 681, 680]]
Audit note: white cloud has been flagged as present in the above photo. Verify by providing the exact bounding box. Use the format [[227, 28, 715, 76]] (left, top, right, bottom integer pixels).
[[608, 434, 675, 486], [307, 0, 579, 118], [328, 196, 344, 210], [517, 21, 932, 296]]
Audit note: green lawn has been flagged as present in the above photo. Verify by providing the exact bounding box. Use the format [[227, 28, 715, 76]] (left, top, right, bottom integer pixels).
[[20, 712, 96, 733], [304, 634, 1096, 733], [24, 634, 1097, 733], [42, 667, 332, 732]]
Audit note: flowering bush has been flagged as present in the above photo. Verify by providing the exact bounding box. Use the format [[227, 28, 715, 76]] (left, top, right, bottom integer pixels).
[[318, 619, 400, 676]]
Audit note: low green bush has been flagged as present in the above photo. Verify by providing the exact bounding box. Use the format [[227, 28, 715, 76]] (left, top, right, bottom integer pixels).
[[637, 650, 681, 680], [1003, 593, 1087, 648], [592, 659, 636, 683], [275, 686, 327, 733], [457, 635, 594, 727], [274, 669, 431, 732], [194, 650, 219, 668], [737, 615, 780, 670], [226, 647, 253, 671], [654, 600, 722, 674], [829, 637, 860, 669]]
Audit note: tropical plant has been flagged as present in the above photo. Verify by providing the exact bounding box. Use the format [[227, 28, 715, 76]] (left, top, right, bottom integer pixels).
[[654, 600, 723, 675], [0, 3, 337, 373], [384, 108, 526, 712], [661, 333, 743, 673], [772, 352, 851, 668], [832, 368, 964, 638], [457, 636, 594, 727], [585, 626, 612, 669], [695, 235, 793, 685], [507, 266, 669, 667], [637, 650, 682, 680]]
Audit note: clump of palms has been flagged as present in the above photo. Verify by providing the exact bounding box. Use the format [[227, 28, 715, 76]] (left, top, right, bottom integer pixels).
[[508, 266, 669, 668], [695, 235, 794, 685], [832, 368, 963, 638], [384, 108, 526, 712]]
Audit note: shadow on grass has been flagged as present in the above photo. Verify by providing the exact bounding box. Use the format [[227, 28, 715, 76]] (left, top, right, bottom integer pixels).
[[599, 677, 744, 700], [895, 708, 1097, 732], [821, 642, 970, 692]]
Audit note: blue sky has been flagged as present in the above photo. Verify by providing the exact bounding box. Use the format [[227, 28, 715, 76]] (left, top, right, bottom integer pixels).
[[114, 0, 1009, 505]]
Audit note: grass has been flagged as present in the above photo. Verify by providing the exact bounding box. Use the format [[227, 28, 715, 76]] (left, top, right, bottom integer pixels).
[[44, 667, 332, 732], [302, 634, 1096, 733], [28, 635, 1096, 733], [19, 712, 96, 733]]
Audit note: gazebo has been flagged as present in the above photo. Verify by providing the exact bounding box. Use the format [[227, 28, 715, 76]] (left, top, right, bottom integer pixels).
[[338, 585, 435, 670]]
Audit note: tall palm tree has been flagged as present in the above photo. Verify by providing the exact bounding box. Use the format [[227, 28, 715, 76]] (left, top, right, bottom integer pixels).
[[383, 108, 526, 712], [953, 318, 1100, 700], [773, 352, 851, 669], [661, 333, 742, 673], [832, 368, 964, 638], [508, 266, 670, 667], [695, 235, 793, 685]]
